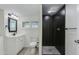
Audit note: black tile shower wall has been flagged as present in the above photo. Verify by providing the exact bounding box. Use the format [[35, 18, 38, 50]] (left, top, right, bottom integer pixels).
[[54, 5, 65, 55], [42, 4, 56, 46], [42, 15, 55, 46], [55, 15, 65, 55]]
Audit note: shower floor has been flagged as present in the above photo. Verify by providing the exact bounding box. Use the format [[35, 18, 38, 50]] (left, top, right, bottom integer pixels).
[[42, 46, 60, 55]]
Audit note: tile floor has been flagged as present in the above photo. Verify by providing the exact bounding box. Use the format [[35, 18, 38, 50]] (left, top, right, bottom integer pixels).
[[42, 46, 60, 55], [18, 47, 39, 55], [18, 46, 60, 55]]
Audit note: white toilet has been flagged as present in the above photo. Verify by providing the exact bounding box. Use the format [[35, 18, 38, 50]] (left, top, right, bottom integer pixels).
[[29, 36, 39, 48], [30, 42, 37, 48]]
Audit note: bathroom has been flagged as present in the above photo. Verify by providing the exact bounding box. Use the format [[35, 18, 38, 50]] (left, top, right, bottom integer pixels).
[[0, 4, 42, 55], [0, 4, 79, 55]]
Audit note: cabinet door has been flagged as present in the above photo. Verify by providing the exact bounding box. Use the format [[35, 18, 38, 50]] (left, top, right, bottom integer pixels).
[[6, 38, 16, 55], [16, 37, 24, 54]]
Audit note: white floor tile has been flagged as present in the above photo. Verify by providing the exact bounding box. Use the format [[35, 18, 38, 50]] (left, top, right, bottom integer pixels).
[[42, 46, 60, 55]]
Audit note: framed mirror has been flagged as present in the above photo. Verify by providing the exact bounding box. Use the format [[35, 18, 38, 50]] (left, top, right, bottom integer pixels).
[[8, 17, 17, 32]]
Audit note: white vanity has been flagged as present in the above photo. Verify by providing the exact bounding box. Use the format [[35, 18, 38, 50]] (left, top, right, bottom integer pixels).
[[4, 33, 25, 55]]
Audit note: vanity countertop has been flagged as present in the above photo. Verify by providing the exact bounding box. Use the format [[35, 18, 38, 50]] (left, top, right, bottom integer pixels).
[[5, 32, 25, 38]]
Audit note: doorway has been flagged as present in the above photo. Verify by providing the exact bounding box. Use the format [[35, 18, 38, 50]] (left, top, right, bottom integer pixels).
[[42, 4, 65, 55]]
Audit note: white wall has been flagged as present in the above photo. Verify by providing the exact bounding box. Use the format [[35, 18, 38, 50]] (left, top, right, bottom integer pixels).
[[66, 4, 78, 55], [19, 5, 42, 49], [0, 9, 4, 55], [76, 5, 79, 54], [22, 5, 42, 54], [24, 17, 41, 47]]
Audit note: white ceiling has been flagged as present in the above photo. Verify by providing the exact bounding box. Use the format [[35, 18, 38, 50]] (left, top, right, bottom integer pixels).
[[42, 4, 63, 15], [0, 4, 41, 17]]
